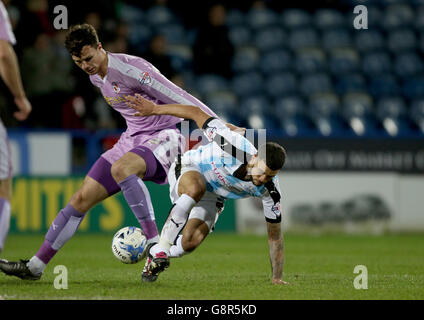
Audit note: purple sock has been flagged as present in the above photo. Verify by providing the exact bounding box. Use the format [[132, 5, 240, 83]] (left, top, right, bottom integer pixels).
[[118, 174, 159, 240], [35, 204, 85, 264], [0, 197, 11, 252]]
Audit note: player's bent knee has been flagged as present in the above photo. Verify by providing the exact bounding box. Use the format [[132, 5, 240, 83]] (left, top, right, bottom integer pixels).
[[111, 155, 146, 183]]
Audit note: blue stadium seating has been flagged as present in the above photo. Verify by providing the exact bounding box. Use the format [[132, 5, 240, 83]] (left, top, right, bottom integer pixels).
[[369, 74, 401, 98], [313, 9, 346, 30], [382, 3, 414, 30], [260, 49, 292, 74], [231, 72, 264, 98], [246, 7, 278, 29], [254, 26, 286, 52], [328, 48, 360, 75], [394, 51, 424, 78], [362, 51, 392, 76], [299, 73, 333, 96], [387, 29, 417, 52], [264, 72, 297, 98], [335, 74, 367, 95], [355, 30, 385, 52], [195, 74, 229, 96], [294, 47, 326, 74], [288, 28, 320, 50], [410, 99, 424, 134], [402, 76, 424, 99], [232, 46, 260, 73], [280, 9, 312, 30], [322, 29, 353, 50], [376, 96, 417, 136], [228, 25, 252, 47]]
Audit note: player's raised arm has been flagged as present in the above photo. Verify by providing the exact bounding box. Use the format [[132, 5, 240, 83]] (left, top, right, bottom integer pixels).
[[126, 94, 212, 129]]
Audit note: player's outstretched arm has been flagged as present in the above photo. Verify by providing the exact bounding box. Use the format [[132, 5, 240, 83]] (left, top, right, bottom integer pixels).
[[0, 40, 32, 121], [266, 221, 289, 285], [126, 93, 211, 128]]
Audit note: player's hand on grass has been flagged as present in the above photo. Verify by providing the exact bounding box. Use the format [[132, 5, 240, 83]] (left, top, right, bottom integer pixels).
[[126, 94, 156, 117], [14, 96, 32, 121], [272, 279, 290, 285], [225, 123, 246, 135]]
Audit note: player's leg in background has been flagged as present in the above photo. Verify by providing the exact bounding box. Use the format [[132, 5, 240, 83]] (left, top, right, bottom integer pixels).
[[111, 147, 164, 244], [0, 177, 12, 254], [25, 175, 110, 276]]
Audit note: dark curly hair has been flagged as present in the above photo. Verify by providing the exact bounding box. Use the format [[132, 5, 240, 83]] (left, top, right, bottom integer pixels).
[[257, 142, 286, 171], [65, 24, 99, 57]]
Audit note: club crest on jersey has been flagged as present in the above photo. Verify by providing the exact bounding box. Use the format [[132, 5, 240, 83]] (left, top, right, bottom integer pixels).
[[138, 71, 152, 85], [111, 82, 120, 93]]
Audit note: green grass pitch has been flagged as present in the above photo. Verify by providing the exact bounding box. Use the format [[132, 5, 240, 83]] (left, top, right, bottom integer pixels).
[[0, 232, 423, 300]]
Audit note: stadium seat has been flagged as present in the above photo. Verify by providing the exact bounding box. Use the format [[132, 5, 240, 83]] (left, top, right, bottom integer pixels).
[[239, 96, 277, 129], [376, 96, 416, 136], [246, 7, 278, 29], [260, 49, 292, 74], [168, 44, 193, 73], [414, 6, 424, 31], [228, 25, 252, 47], [288, 28, 320, 51], [369, 74, 401, 98], [355, 30, 385, 52], [328, 48, 360, 75], [381, 3, 414, 30], [393, 51, 424, 79], [231, 46, 260, 73], [264, 72, 297, 98], [294, 47, 327, 74], [226, 9, 245, 27], [231, 72, 264, 98], [387, 29, 417, 53], [128, 23, 152, 49], [120, 3, 144, 24], [299, 73, 333, 97], [273, 96, 317, 136], [313, 9, 346, 30], [362, 51, 392, 76], [195, 74, 229, 96], [402, 76, 424, 99], [280, 9, 311, 30], [342, 92, 382, 136], [308, 93, 352, 137], [204, 90, 238, 114], [254, 26, 286, 52], [335, 74, 367, 95], [155, 23, 188, 45], [410, 99, 424, 134], [322, 29, 353, 51], [146, 5, 177, 26]]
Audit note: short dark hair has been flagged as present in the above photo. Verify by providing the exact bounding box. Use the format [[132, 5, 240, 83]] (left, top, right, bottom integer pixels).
[[65, 24, 99, 57], [257, 142, 286, 171]]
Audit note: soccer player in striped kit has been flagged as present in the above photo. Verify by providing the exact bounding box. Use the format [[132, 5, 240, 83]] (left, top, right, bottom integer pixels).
[[0, 0, 32, 254], [126, 95, 288, 285], [0, 23, 242, 280]]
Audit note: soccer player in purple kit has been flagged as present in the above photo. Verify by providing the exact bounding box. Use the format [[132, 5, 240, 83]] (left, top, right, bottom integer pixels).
[[0, 0, 32, 254], [0, 23, 240, 280]]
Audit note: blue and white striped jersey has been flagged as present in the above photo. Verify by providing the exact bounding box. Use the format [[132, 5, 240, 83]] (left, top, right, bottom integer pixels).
[[180, 118, 282, 223]]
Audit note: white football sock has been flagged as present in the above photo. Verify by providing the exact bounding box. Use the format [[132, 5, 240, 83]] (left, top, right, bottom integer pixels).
[[27, 256, 46, 276], [159, 194, 196, 252], [169, 235, 187, 258]]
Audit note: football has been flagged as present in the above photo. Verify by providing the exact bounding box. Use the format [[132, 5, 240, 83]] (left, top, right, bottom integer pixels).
[[111, 226, 147, 264]]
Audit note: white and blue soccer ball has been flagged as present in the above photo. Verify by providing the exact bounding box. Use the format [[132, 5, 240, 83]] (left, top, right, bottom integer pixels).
[[111, 226, 147, 264]]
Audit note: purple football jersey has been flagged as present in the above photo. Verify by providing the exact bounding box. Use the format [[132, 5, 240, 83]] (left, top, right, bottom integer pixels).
[[0, 1, 16, 45], [89, 52, 218, 135]]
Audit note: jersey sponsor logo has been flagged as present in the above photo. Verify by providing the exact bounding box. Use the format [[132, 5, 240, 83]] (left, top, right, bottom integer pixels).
[[138, 71, 152, 85], [211, 161, 230, 188], [111, 82, 120, 93], [271, 202, 281, 215]]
